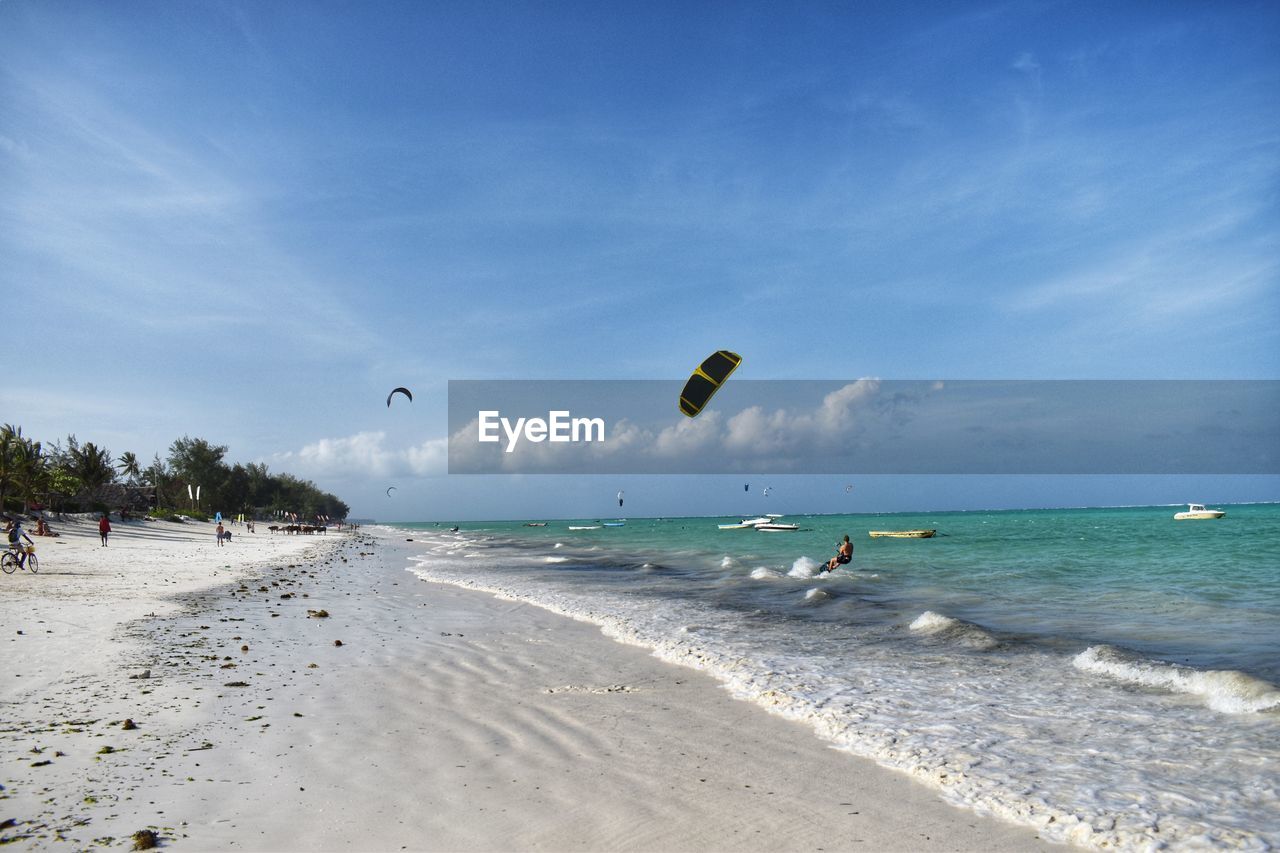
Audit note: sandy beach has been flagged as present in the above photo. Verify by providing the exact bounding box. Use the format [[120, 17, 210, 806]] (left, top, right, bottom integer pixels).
[[0, 517, 1051, 850]]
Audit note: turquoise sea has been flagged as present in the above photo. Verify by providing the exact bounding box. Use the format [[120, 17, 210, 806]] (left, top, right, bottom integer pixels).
[[395, 504, 1279, 849]]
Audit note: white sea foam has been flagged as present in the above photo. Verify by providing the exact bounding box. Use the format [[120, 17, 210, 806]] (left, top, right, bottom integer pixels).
[[720, 555, 735, 568], [750, 567, 781, 580], [553, 542, 564, 548], [908, 611, 999, 650], [804, 588, 830, 602], [543, 556, 568, 563], [1073, 645, 1280, 714], [788, 556, 821, 578]]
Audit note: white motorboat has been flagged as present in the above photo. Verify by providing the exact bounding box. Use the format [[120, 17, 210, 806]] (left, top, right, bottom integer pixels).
[[756, 523, 800, 532], [719, 516, 773, 529], [1173, 504, 1225, 520]]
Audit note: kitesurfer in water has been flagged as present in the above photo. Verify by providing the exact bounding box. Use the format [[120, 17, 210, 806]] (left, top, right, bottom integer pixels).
[[823, 535, 853, 573]]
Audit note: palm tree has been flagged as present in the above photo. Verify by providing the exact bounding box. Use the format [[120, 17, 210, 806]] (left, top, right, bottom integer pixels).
[[72, 442, 116, 504], [143, 455, 172, 508], [11, 436, 46, 513], [118, 451, 141, 485], [0, 424, 19, 511]]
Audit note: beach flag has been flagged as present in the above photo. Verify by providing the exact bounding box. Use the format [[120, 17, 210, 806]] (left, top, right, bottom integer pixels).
[[187, 484, 193, 501]]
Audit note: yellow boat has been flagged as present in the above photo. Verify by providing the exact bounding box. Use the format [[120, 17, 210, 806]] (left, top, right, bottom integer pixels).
[[868, 529, 936, 538]]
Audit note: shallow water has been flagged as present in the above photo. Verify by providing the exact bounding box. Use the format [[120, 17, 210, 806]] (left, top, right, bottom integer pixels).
[[396, 504, 1280, 849]]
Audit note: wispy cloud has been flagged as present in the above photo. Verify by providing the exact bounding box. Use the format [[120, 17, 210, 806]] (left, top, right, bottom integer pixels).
[[1, 69, 380, 358]]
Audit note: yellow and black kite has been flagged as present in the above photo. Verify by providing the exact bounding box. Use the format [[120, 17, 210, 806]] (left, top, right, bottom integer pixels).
[[678, 350, 741, 417]]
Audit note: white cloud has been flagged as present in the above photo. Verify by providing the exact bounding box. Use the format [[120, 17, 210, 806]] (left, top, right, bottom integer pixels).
[[272, 431, 448, 479], [652, 410, 725, 457]]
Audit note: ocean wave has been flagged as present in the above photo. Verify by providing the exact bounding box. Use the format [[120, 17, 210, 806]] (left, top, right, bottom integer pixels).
[[1073, 645, 1280, 714], [750, 567, 782, 580], [787, 556, 821, 578], [720, 555, 735, 568], [804, 588, 831, 603], [543, 556, 568, 563], [908, 611, 1000, 650]]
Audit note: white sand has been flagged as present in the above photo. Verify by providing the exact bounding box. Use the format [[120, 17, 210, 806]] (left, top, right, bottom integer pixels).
[[0, 519, 1052, 850]]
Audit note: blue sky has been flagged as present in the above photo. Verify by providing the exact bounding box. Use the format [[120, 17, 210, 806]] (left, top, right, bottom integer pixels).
[[2, 1, 1277, 519]]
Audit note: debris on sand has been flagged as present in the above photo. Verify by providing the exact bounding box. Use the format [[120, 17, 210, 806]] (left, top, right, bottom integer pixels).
[[132, 828, 159, 850], [128, 670, 151, 680], [224, 681, 249, 688], [121, 719, 138, 730], [306, 609, 329, 618], [333, 640, 343, 647]]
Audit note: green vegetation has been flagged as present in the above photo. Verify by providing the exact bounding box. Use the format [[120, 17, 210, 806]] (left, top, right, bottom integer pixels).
[[0, 425, 349, 521]]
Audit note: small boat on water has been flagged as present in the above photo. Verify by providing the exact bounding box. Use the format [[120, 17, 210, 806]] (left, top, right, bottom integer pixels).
[[568, 525, 600, 531], [1173, 504, 1226, 520], [719, 516, 773, 530], [523, 522, 547, 527], [602, 521, 626, 527], [868, 530, 936, 538], [756, 523, 800, 532]]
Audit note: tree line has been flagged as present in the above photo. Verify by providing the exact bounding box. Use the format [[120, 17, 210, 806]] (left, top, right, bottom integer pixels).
[[0, 425, 349, 522]]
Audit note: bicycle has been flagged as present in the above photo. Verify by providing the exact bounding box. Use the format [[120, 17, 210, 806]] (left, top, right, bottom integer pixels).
[[1, 545, 38, 574]]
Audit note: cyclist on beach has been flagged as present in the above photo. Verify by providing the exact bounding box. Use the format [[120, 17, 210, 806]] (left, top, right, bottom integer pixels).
[[6, 517, 35, 570]]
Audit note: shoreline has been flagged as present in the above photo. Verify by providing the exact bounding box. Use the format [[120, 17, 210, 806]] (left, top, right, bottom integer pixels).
[[1, 520, 1050, 850], [396, 518, 1280, 849]]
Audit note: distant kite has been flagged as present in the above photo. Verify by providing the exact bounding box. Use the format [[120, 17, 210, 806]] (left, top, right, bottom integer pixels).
[[387, 387, 413, 407], [386, 486, 397, 497], [617, 490, 625, 508], [744, 483, 750, 492], [762, 487, 771, 498], [678, 350, 741, 418], [845, 484, 854, 493]]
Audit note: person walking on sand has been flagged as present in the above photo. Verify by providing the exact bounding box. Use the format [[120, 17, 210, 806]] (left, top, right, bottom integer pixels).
[[823, 534, 853, 573], [98, 513, 111, 547], [216, 521, 225, 546]]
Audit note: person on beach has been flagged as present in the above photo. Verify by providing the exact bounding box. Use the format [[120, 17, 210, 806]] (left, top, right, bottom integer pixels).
[[822, 535, 853, 573], [215, 521, 225, 546], [98, 513, 111, 547], [35, 517, 57, 537], [7, 518, 35, 569]]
